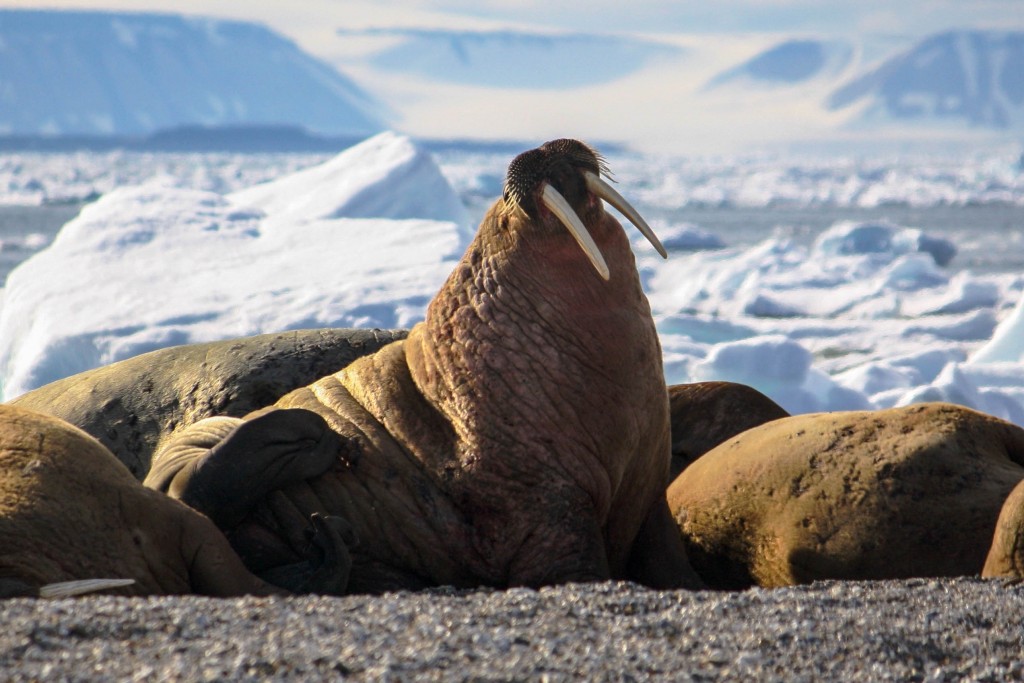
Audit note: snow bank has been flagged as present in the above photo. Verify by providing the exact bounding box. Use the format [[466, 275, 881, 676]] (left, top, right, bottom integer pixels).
[[0, 132, 466, 399], [229, 131, 472, 242]]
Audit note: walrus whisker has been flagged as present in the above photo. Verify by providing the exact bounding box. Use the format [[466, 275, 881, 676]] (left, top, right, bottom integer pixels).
[[38, 578, 136, 598], [583, 171, 667, 259], [540, 183, 611, 280]]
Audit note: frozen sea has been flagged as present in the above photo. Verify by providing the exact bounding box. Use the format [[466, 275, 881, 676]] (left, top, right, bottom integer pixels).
[[0, 134, 1022, 426]]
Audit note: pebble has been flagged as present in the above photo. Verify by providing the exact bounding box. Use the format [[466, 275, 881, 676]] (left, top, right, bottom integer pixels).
[[1, 578, 1022, 681]]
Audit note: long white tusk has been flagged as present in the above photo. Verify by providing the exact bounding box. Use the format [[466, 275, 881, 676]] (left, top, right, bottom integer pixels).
[[584, 170, 667, 259], [541, 183, 610, 280], [39, 578, 135, 598]]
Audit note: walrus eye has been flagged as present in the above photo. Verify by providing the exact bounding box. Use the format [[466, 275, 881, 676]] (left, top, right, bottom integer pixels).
[[539, 183, 610, 280], [583, 171, 667, 259]]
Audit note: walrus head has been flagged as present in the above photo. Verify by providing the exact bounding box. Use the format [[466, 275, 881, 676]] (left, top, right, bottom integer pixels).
[[500, 138, 666, 280]]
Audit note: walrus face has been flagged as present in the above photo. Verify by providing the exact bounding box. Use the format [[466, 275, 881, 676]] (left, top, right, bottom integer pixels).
[[501, 139, 666, 280]]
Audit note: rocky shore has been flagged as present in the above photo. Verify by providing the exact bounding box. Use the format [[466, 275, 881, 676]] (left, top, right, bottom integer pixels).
[[2, 578, 1022, 681]]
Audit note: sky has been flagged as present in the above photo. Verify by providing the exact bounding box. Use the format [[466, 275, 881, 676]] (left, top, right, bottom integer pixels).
[[2, 1, 1023, 152]]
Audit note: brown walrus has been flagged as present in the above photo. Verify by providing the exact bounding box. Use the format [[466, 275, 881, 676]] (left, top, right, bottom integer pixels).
[[983, 477, 1024, 580], [668, 403, 1024, 589], [667, 381, 789, 479], [10, 328, 406, 478], [0, 404, 351, 598], [148, 138, 703, 593]]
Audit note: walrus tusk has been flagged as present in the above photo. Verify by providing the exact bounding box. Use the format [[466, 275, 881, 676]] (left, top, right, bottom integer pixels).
[[584, 170, 668, 259], [38, 578, 135, 598], [540, 183, 611, 280]]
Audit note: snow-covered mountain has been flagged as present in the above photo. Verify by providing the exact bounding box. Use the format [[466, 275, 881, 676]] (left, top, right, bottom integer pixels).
[[2, 10, 1021, 152], [341, 27, 683, 90], [827, 31, 1024, 130], [0, 10, 387, 137], [705, 39, 854, 89], [329, 24, 1024, 150]]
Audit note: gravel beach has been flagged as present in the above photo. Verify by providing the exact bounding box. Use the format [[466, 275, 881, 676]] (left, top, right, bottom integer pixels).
[[2, 578, 1022, 681]]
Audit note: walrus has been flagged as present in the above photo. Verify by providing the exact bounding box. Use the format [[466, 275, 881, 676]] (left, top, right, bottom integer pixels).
[[666, 381, 788, 479], [0, 404, 351, 598], [10, 328, 406, 478], [983, 477, 1024, 580], [667, 403, 1024, 589], [147, 138, 703, 593]]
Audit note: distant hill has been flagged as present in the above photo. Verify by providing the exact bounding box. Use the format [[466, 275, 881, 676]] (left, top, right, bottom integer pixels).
[[0, 10, 387, 137], [706, 39, 854, 89], [827, 30, 1024, 129], [341, 27, 684, 89]]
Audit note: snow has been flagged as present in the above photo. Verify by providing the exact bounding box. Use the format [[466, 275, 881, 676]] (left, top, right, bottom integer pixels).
[[351, 27, 682, 90], [0, 132, 466, 397], [0, 132, 1022, 428], [229, 131, 472, 243], [3, 11, 1024, 155], [0, 9, 386, 137], [4, 146, 1023, 210], [329, 26, 1024, 153], [970, 291, 1024, 364]]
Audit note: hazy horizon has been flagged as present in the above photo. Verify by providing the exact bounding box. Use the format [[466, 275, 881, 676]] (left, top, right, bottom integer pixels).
[[2, 2, 1023, 153]]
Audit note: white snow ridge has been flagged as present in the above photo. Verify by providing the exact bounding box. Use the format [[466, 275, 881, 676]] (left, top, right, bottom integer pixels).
[[0, 132, 466, 399]]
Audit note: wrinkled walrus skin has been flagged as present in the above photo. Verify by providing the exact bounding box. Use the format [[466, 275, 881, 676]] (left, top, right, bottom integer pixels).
[[151, 139, 703, 593], [0, 404, 291, 598], [668, 403, 1024, 590], [10, 328, 406, 478]]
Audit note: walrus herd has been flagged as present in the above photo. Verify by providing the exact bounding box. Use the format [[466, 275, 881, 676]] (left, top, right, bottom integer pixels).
[[3, 139, 1024, 598]]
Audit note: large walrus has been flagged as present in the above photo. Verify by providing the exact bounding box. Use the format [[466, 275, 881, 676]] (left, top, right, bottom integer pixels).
[[668, 403, 1024, 589], [0, 404, 351, 598], [146, 138, 703, 593]]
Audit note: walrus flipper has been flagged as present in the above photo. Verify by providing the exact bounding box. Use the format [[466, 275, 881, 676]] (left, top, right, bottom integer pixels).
[[147, 408, 360, 594], [254, 513, 356, 594], [146, 408, 343, 529]]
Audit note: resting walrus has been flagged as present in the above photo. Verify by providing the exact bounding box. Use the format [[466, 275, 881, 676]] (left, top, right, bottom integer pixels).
[[668, 403, 1024, 589], [147, 138, 702, 593], [0, 404, 352, 598]]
